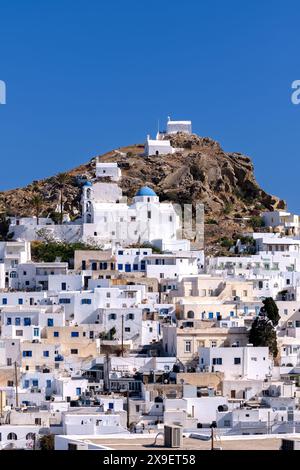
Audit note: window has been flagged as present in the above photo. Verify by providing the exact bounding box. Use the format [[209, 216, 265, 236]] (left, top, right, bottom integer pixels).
[[212, 358, 222, 365], [26, 433, 36, 441], [82, 260, 86, 270], [127, 313, 135, 320], [108, 313, 117, 320], [133, 264, 138, 271], [224, 420, 231, 427], [33, 328, 39, 337], [147, 211, 151, 219], [118, 250, 124, 255], [24, 380, 29, 388], [125, 327, 131, 332], [106, 292, 111, 298], [187, 310, 194, 319], [81, 299, 92, 305], [71, 331, 79, 337], [24, 317, 31, 326], [7, 433, 17, 440], [2, 298, 7, 305], [296, 321, 300, 328], [118, 264, 123, 270], [234, 357, 241, 365], [46, 380, 51, 388], [251, 357, 257, 361], [54, 331, 59, 337], [92, 262, 97, 271], [7, 358, 12, 366], [71, 349, 78, 354], [184, 341, 192, 353], [43, 351, 49, 357], [7, 381, 14, 387], [208, 312, 214, 319], [15, 317, 21, 326], [76, 387, 81, 396], [59, 298, 71, 304], [22, 351, 32, 357], [32, 379, 38, 387], [47, 318, 54, 327], [18, 298, 23, 305], [35, 418, 41, 425], [16, 330, 23, 336], [61, 282, 66, 291], [6, 317, 11, 325]]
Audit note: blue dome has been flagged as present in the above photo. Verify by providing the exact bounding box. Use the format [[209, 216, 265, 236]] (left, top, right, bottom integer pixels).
[[136, 186, 157, 197], [84, 181, 93, 187]]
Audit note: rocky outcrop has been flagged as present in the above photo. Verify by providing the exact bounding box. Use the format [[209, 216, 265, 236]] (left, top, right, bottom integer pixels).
[[0, 133, 285, 252]]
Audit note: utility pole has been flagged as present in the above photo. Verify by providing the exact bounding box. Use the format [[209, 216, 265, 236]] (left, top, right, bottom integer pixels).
[[126, 387, 130, 430], [14, 361, 19, 408], [121, 314, 124, 357]]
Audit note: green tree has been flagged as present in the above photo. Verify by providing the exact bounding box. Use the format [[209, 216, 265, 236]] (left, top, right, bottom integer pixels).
[[52, 172, 71, 224], [39, 434, 55, 450], [109, 326, 116, 340], [261, 297, 280, 326], [0, 214, 11, 241], [248, 297, 280, 357], [249, 216, 264, 229], [30, 194, 44, 225]]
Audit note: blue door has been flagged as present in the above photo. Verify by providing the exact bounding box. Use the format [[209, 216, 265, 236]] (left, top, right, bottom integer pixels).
[[125, 264, 131, 272]]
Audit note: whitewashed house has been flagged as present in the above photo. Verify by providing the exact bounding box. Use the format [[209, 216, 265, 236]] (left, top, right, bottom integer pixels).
[[199, 346, 272, 380], [144, 134, 175, 157], [166, 116, 192, 135]]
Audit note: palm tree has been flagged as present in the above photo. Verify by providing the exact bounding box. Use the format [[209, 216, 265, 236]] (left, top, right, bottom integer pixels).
[[30, 194, 44, 225], [52, 172, 71, 224]]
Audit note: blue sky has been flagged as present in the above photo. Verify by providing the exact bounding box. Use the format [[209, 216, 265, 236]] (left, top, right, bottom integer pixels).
[[0, 0, 299, 211]]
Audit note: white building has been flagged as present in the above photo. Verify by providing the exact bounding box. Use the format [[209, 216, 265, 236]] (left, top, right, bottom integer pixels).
[[166, 116, 192, 135], [81, 177, 186, 247], [145, 252, 199, 280], [96, 161, 121, 181], [262, 210, 300, 235], [144, 134, 175, 157], [199, 346, 272, 380]]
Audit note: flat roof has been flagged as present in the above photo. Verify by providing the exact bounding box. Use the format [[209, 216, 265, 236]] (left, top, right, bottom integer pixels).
[[58, 434, 286, 450]]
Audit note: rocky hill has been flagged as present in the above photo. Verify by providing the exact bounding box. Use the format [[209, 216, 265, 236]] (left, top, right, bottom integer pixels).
[[0, 133, 286, 254]]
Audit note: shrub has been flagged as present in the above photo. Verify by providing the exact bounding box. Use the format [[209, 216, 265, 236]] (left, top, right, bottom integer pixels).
[[39, 434, 55, 451], [219, 237, 234, 248], [31, 241, 100, 265], [223, 203, 233, 215], [249, 216, 264, 229], [206, 219, 218, 225]]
